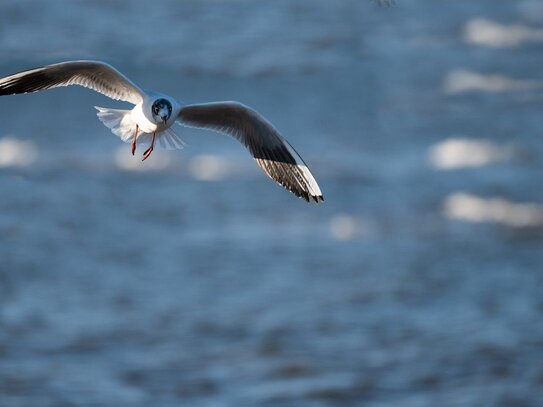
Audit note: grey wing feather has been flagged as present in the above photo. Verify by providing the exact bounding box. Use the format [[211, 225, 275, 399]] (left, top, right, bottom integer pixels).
[[0, 60, 144, 104], [178, 101, 323, 203]]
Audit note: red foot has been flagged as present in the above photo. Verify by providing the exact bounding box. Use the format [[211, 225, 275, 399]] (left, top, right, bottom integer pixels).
[[131, 125, 139, 155], [142, 132, 156, 162], [142, 146, 153, 161]]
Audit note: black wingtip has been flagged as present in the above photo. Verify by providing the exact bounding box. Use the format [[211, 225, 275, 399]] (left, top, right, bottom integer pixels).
[[305, 194, 324, 204]]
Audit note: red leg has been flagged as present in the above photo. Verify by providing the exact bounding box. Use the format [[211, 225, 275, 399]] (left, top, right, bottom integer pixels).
[[142, 132, 156, 162], [131, 125, 139, 155]]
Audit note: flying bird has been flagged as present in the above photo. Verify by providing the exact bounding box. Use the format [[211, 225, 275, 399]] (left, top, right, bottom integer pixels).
[[0, 60, 323, 202]]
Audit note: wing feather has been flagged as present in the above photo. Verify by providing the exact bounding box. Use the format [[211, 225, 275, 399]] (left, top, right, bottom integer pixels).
[[0, 60, 144, 104], [178, 101, 323, 202]]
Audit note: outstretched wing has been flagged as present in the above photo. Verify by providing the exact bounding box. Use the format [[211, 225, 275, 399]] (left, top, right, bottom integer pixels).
[[178, 101, 323, 203], [0, 60, 144, 104]]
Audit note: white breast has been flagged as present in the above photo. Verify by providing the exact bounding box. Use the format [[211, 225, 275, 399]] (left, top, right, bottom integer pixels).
[[131, 103, 159, 133]]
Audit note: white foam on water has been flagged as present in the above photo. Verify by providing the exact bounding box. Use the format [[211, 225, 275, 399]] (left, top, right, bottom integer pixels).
[[443, 69, 541, 94], [464, 18, 543, 48], [188, 154, 231, 181], [444, 192, 543, 227], [329, 214, 364, 241], [0, 136, 38, 168], [428, 138, 513, 170]]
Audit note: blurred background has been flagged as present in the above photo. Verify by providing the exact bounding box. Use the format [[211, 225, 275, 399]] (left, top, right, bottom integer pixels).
[[0, 0, 543, 406]]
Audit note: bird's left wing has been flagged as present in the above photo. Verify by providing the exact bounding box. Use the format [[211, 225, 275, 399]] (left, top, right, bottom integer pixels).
[[0, 60, 144, 104], [178, 101, 323, 203]]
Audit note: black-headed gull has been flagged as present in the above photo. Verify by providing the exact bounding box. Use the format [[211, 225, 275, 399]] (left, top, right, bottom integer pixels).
[[0, 60, 323, 202]]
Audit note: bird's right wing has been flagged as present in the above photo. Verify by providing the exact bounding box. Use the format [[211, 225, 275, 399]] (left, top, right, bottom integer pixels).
[[0, 60, 144, 105], [178, 101, 323, 203]]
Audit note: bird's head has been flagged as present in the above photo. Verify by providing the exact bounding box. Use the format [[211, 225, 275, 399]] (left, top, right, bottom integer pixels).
[[152, 98, 173, 124]]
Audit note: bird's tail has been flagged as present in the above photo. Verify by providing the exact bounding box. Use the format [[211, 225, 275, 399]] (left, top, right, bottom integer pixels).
[[95, 106, 135, 143], [94, 106, 186, 150]]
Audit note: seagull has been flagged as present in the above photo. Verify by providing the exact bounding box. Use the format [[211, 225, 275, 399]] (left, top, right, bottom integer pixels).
[[0, 60, 323, 202]]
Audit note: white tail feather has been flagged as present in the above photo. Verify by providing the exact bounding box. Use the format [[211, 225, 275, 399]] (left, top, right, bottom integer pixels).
[[95, 106, 135, 143], [95, 106, 185, 150], [163, 128, 186, 150]]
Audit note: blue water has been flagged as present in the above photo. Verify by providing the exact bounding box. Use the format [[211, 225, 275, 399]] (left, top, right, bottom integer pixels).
[[1, 1, 543, 406]]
